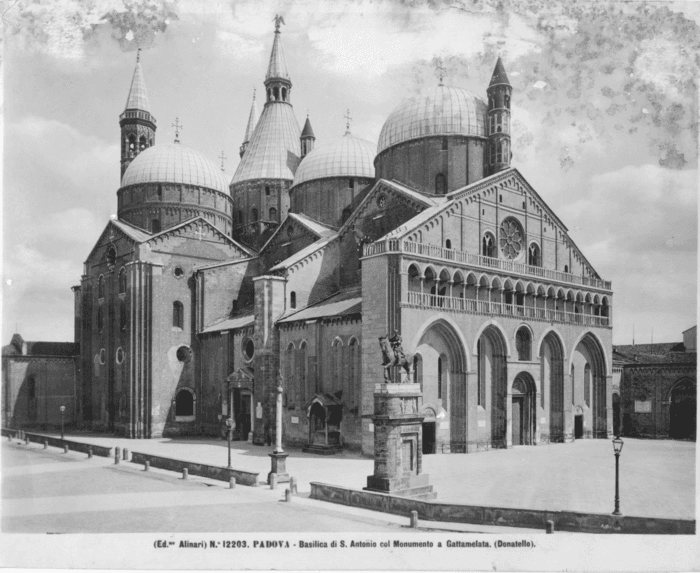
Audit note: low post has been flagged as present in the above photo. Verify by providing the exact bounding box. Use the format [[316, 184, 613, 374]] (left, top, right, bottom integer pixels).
[[269, 474, 278, 490], [546, 520, 554, 534], [182, 468, 189, 480], [63, 444, 69, 454], [7, 434, 11, 442], [289, 477, 297, 494], [144, 461, 150, 472], [44, 439, 48, 449], [285, 489, 292, 502], [229, 477, 236, 489], [25, 435, 29, 445], [88, 447, 93, 459], [59, 405, 66, 440], [123, 448, 129, 461], [114, 448, 121, 465], [410, 511, 419, 528]]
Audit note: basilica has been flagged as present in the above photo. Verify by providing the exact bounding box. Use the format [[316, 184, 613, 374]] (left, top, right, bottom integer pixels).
[[70, 19, 615, 455]]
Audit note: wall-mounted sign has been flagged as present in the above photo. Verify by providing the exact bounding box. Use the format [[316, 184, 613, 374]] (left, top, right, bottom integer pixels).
[[291, 416, 299, 424], [478, 420, 486, 428], [635, 400, 652, 413], [369, 423, 374, 433], [256, 402, 263, 419], [439, 421, 449, 430]]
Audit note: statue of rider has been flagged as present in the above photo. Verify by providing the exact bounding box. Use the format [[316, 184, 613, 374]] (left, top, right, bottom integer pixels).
[[388, 329, 405, 363]]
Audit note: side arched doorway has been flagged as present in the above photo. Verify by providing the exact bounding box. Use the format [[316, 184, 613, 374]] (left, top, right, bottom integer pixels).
[[572, 333, 608, 439], [477, 324, 508, 449], [540, 331, 565, 443], [612, 393, 621, 436], [511, 373, 536, 445], [669, 379, 696, 440]]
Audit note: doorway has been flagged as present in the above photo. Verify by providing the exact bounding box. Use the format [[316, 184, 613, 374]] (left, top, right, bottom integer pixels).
[[670, 380, 696, 440], [512, 397, 524, 445], [239, 393, 252, 441], [422, 422, 436, 454], [574, 415, 583, 439]]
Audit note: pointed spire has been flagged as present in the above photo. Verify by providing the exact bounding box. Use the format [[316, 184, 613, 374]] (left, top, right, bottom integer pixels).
[[266, 15, 290, 81], [125, 48, 151, 112], [489, 56, 510, 87], [240, 90, 259, 158], [301, 115, 315, 138]]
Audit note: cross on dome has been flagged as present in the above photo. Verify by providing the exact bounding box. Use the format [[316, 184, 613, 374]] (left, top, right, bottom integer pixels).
[[435, 58, 447, 86], [218, 150, 227, 171], [172, 117, 183, 143], [344, 109, 352, 133]]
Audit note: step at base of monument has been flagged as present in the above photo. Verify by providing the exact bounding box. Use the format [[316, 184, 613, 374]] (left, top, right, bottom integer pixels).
[[363, 484, 436, 500], [301, 444, 344, 456]]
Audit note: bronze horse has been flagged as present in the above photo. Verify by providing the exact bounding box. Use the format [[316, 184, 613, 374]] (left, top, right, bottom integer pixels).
[[378, 335, 412, 383]]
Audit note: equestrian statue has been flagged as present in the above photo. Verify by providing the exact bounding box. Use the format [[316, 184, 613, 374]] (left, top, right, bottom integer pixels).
[[378, 329, 413, 383]]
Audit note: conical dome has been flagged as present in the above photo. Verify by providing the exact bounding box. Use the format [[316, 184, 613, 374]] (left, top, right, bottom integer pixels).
[[293, 132, 376, 186], [125, 59, 151, 112], [377, 85, 487, 154]]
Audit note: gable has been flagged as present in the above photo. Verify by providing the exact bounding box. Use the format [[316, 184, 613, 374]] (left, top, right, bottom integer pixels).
[[84, 219, 143, 272], [258, 214, 331, 272]]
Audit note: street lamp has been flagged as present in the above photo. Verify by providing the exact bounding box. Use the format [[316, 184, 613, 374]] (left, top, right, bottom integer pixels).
[[225, 417, 235, 469], [59, 405, 66, 440], [612, 435, 624, 516]]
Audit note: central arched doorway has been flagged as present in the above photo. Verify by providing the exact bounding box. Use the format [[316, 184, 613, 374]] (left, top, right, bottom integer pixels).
[[540, 331, 565, 443], [669, 379, 696, 440], [512, 372, 536, 445]]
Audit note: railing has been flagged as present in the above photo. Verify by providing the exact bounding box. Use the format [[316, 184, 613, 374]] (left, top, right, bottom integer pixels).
[[119, 110, 157, 124], [405, 292, 610, 327], [363, 240, 612, 290]]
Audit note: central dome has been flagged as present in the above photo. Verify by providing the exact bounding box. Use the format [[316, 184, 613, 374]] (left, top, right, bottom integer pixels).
[[121, 143, 230, 194], [293, 132, 376, 186], [377, 85, 487, 154]]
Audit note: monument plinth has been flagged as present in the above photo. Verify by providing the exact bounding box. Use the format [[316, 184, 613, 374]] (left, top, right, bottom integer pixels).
[[365, 382, 436, 500]]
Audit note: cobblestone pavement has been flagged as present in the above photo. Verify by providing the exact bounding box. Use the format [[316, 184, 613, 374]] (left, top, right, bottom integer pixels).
[[16, 432, 695, 520], [1, 442, 540, 534]]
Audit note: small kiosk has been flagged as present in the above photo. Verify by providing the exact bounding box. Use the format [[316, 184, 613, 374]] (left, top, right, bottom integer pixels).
[[302, 393, 344, 455]]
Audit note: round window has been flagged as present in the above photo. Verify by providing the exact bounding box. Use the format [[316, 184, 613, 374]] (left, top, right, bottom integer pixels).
[[116, 347, 125, 364], [173, 266, 185, 279], [242, 338, 255, 361], [176, 346, 192, 363], [499, 217, 524, 260], [287, 225, 294, 236], [377, 194, 387, 208]]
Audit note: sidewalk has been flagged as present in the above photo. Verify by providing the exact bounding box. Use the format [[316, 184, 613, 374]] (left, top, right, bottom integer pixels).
[[22, 431, 696, 520]]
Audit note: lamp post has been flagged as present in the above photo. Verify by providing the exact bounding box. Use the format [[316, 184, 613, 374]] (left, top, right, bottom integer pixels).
[[225, 417, 234, 469], [59, 405, 66, 440], [612, 435, 624, 516]]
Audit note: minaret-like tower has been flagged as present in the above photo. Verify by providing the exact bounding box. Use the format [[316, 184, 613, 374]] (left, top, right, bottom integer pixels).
[[120, 49, 156, 180], [300, 115, 315, 158], [240, 89, 258, 158], [486, 57, 512, 175]]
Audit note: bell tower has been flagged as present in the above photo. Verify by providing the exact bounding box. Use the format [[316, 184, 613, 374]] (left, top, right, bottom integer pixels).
[[300, 115, 315, 158], [264, 15, 292, 105], [120, 49, 156, 180], [486, 57, 512, 175]]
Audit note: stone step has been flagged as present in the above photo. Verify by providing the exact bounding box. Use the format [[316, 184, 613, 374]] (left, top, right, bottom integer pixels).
[[301, 444, 344, 456], [393, 485, 435, 498]]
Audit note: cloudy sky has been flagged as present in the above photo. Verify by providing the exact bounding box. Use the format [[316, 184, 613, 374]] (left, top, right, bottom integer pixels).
[[3, 0, 698, 345]]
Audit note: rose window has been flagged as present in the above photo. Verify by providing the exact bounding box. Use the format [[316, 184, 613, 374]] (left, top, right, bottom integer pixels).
[[499, 217, 524, 260]]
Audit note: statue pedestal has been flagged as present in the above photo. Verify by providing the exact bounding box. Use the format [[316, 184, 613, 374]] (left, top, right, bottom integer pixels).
[[365, 383, 436, 500], [268, 451, 290, 484]]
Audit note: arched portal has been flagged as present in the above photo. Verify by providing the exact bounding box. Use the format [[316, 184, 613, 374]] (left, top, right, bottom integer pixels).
[[511, 372, 536, 445], [572, 333, 608, 438], [540, 331, 565, 442], [669, 379, 696, 440], [477, 324, 509, 448], [415, 318, 468, 453]]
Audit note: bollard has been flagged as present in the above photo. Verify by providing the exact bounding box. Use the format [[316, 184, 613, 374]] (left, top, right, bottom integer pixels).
[[63, 444, 69, 454], [44, 439, 48, 449], [229, 477, 236, 489], [87, 447, 93, 459], [114, 451, 120, 465], [25, 436, 30, 445], [182, 468, 189, 480], [7, 434, 11, 442], [410, 510, 419, 529], [285, 489, 292, 502], [144, 461, 150, 472], [269, 474, 278, 490], [289, 477, 298, 494], [546, 520, 554, 534], [122, 448, 129, 462]]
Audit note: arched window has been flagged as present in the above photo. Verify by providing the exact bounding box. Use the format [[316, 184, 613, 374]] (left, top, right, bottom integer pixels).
[[265, 186, 271, 196], [151, 219, 161, 233], [445, 239, 452, 249], [128, 135, 136, 156], [238, 210, 244, 225], [285, 342, 295, 406], [437, 356, 443, 399], [252, 208, 258, 222], [413, 354, 423, 388], [299, 340, 308, 399], [173, 301, 184, 329], [273, 86, 279, 100], [175, 389, 194, 417], [139, 135, 147, 151], [435, 173, 447, 194], [482, 233, 496, 258], [97, 275, 105, 299], [348, 337, 359, 408], [601, 297, 609, 317], [496, 141, 503, 163], [584, 364, 591, 407], [331, 338, 344, 395], [97, 307, 104, 332], [516, 327, 532, 361], [441, 137, 448, 151], [564, 264, 569, 273], [504, 94, 510, 109], [342, 207, 352, 224], [528, 243, 541, 267], [118, 268, 127, 294], [290, 291, 296, 309], [571, 364, 575, 405], [106, 246, 116, 266], [267, 88, 272, 102], [281, 87, 287, 101], [157, 184, 163, 200], [269, 207, 277, 221]]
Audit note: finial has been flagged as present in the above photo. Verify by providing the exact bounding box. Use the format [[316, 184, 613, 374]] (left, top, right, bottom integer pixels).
[[273, 14, 285, 33], [253, 87, 256, 101], [344, 108, 352, 134], [435, 58, 446, 87], [136, 47, 141, 63], [218, 150, 227, 172], [172, 117, 182, 143]]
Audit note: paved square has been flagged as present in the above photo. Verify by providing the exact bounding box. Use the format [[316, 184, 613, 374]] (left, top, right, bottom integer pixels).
[[29, 433, 695, 520]]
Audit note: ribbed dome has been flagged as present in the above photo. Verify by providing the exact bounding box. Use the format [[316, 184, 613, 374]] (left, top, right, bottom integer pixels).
[[377, 85, 487, 154], [121, 143, 230, 194], [293, 132, 376, 186]]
